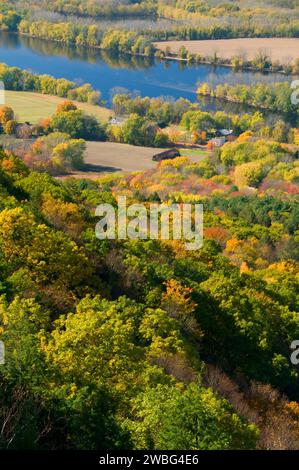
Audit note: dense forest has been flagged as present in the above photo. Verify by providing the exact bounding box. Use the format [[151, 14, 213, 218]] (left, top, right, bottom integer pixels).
[[0, 87, 298, 450], [0, 130, 298, 449]]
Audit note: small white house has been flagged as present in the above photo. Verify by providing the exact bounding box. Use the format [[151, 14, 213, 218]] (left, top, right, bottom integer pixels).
[[110, 116, 125, 126], [210, 136, 226, 147]]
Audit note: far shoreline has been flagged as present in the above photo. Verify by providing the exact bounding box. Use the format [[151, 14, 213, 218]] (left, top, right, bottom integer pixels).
[[155, 37, 299, 75], [1, 29, 298, 77]]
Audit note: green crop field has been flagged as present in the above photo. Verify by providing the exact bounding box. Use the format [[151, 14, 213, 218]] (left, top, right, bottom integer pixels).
[[2, 91, 113, 124]]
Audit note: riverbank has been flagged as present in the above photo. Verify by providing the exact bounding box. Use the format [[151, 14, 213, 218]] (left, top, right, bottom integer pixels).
[[155, 38, 299, 63], [0, 31, 294, 105], [155, 38, 299, 75], [16, 29, 299, 76], [2, 24, 299, 77], [15, 29, 299, 75]]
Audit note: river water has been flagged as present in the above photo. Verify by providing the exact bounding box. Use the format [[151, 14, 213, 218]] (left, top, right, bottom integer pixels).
[[0, 31, 293, 112]]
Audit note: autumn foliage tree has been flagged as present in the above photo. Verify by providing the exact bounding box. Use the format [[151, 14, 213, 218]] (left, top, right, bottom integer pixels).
[[24, 132, 86, 174], [0, 105, 14, 127]]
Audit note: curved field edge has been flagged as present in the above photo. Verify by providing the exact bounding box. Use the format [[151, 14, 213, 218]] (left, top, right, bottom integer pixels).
[[3, 90, 112, 124]]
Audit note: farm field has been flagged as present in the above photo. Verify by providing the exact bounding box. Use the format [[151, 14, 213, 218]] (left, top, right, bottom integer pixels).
[[84, 141, 163, 173], [0, 136, 208, 175], [3, 91, 112, 123], [56, 142, 209, 178], [155, 38, 299, 64], [79, 142, 208, 175], [85, 141, 208, 170]]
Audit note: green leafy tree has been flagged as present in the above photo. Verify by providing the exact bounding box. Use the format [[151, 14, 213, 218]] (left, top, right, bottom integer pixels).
[[51, 110, 106, 140], [128, 383, 258, 450]]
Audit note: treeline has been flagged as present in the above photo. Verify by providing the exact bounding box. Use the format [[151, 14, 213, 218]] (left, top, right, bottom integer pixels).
[[2, 1, 299, 50], [18, 20, 155, 55], [17, 16, 299, 45], [33, 0, 157, 19], [112, 93, 195, 126], [0, 7, 21, 31], [0, 63, 101, 104], [150, 21, 299, 41], [157, 1, 299, 39], [1, 6, 299, 60], [161, 46, 299, 75], [180, 108, 267, 135], [197, 82, 299, 121]]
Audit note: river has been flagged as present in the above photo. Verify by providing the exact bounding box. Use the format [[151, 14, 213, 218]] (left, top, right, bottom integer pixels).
[[0, 31, 293, 111]]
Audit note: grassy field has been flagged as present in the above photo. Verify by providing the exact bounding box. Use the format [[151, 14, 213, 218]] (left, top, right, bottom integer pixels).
[[0, 136, 208, 177], [155, 38, 299, 64], [83, 141, 165, 174], [0, 135, 209, 174], [57, 142, 208, 178], [179, 148, 210, 158], [3, 91, 113, 123], [79, 142, 208, 175]]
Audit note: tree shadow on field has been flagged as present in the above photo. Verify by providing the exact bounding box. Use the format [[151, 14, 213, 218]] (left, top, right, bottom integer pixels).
[[82, 163, 122, 173]]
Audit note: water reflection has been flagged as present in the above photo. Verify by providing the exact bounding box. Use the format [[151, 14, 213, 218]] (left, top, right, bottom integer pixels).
[[1, 34, 153, 69], [0, 31, 293, 108]]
